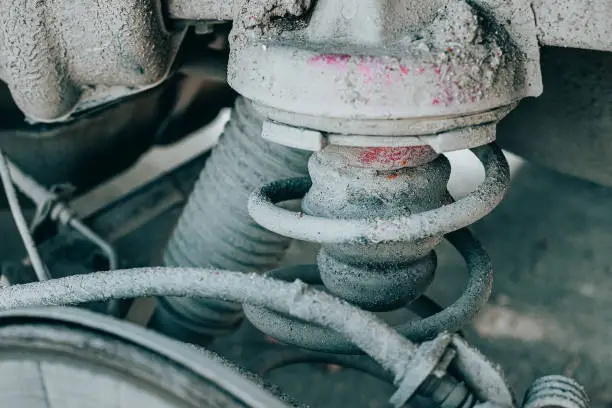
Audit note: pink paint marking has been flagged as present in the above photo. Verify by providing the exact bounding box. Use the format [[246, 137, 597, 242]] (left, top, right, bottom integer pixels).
[[418, 68, 425, 74], [308, 54, 352, 69], [310, 55, 411, 85], [357, 64, 373, 83], [358, 146, 437, 169], [359, 147, 405, 165]]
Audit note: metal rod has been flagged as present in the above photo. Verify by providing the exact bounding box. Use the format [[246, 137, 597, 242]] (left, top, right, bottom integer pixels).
[[0, 267, 418, 380], [3, 156, 118, 271], [68, 218, 118, 270], [0, 151, 51, 281]]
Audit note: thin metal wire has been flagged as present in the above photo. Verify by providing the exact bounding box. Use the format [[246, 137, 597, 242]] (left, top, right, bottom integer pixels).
[[69, 218, 118, 270], [69, 217, 122, 316], [0, 151, 51, 281], [3, 155, 118, 271]]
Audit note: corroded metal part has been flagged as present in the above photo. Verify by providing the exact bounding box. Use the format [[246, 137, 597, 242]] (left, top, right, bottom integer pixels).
[[0, 0, 185, 123]]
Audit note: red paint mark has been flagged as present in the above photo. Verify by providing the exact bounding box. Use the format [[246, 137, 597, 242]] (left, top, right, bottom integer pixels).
[[309, 54, 352, 68], [418, 68, 425, 74], [432, 98, 441, 105], [400, 65, 409, 75], [387, 174, 399, 180], [360, 147, 406, 165], [358, 147, 433, 167], [434, 66, 442, 75]]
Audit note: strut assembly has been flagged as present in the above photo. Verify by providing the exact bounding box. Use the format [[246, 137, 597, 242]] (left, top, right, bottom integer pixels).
[[246, 143, 506, 353], [143, 0, 587, 406], [0, 0, 593, 407]]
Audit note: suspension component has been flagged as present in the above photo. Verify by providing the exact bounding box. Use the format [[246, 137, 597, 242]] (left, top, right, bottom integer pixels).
[[228, 0, 542, 149], [147, 0, 585, 406], [245, 143, 508, 353], [522, 376, 589, 408], [150, 97, 310, 343]]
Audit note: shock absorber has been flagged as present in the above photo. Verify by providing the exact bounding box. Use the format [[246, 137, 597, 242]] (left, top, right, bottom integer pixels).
[[160, 0, 546, 380], [150, 97, 311, 343], [222, 0, 542, 349], [245, 142, 509, 353], [202, 1, 575, 404]]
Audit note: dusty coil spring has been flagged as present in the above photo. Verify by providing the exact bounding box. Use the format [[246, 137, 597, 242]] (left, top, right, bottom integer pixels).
[[245, 143, 510, 354]]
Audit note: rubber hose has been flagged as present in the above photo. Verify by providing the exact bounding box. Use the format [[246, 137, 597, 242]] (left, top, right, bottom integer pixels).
[[149, 97, 311, 344]]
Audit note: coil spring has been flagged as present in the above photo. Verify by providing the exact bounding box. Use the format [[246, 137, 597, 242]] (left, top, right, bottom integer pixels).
[[245, 143, 510, 354], [523, 376, 589, 408], [150, 97, 311, 342]]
